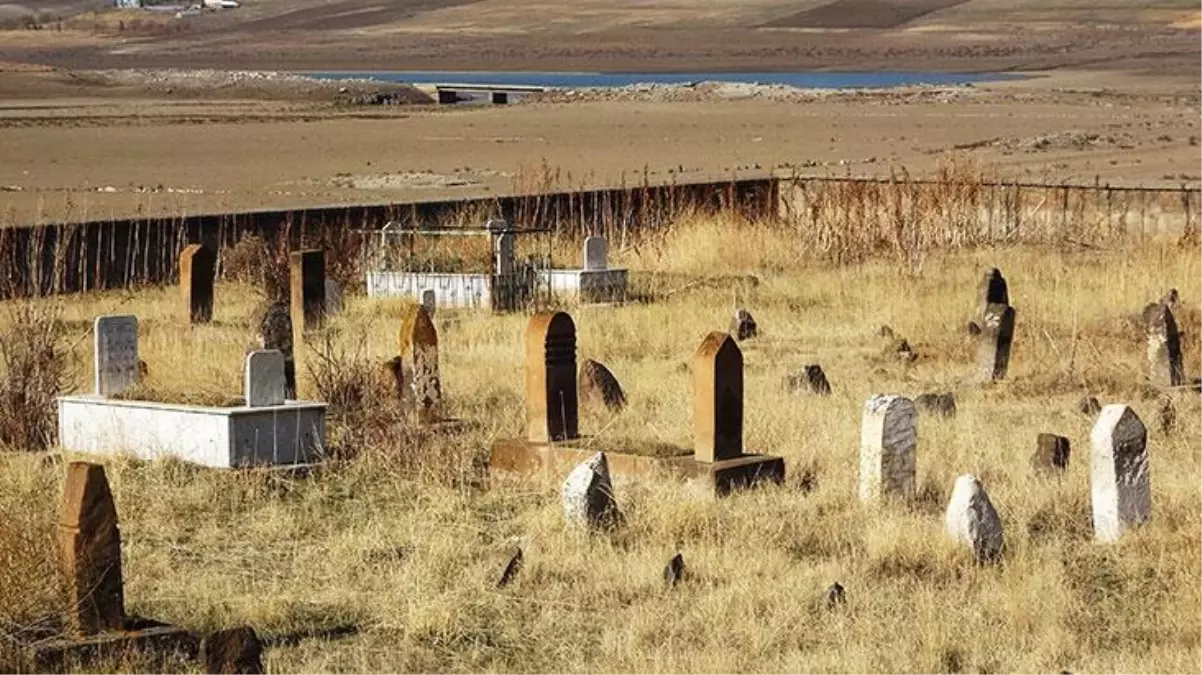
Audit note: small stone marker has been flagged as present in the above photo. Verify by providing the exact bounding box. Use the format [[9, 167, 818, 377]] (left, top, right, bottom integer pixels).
[[1145, 302, 1184, 387], [259, 302, 296, 399], [497, 548, 523, 588], [289, 249, 325, 332], [526, 312, 579, 443], [494, 232, 515, 276], [730, 308, 757, 340], [1158, 395, 1176, 434], [825, 582, 846, 609], [914, 392, 957, 418], [562, 452, 621, 530], [786, 364, 831, 396], [1091, 404, 1150, 542], [1032, 433, 1071, 473], [976, 302, 1015, 382], [324, 279, 342, 315], [1078, 395, 1102, 417], [978, 267, 1009, 318], [944, 474, 1004, 564], [179, 243, 216, 324], [693, 332, 743, 463], [421, 288, 436, 316], [583, 235, 607, 271], [399, 304, 441, 423], [59, 462, 125, 636], [244, 350, 287, 406], [94, 315, 139, 397], [578, 358, 626, 411], [663, 553, 684, 587], [859, 395, 917, 503], [201, 626, 264, 675]]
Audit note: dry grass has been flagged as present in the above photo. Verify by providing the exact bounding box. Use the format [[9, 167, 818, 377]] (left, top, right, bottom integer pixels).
[[0, 209, 1198, 673]]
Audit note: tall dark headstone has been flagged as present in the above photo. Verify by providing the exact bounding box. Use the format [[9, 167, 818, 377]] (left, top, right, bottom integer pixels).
[[525, 312, 579, 443], [693, 332, 743, 463], [180, 244, 217, 324]]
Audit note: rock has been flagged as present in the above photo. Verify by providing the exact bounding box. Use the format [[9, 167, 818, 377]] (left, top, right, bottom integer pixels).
[[578, 359, 626, 411], [1077, 396, 1102, 417], [730, 308, 757, 340], [201, 626, 264, 674], [785, 364, 831, 395], [825, 582, 846, 609], [497, 547, 523, 588], [1031, 433, 1071, 473], [878, 325, 895, 339], [663, 553, 684, 587], [562, 452, 621, 531], [893, 338, 917, 362], [944, 474, 1004, 564], [1158, 396, 1176, 434], [914, 392, 956, 418], [966, 321, 982, 336]]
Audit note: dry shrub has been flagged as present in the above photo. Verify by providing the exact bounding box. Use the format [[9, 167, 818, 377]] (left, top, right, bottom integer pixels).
[[222, 233, 290, 302], [0, 302, 73, 452]]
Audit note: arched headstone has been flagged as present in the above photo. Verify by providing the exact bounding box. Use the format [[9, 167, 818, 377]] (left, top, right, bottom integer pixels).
[[525, 312, 578, 442]]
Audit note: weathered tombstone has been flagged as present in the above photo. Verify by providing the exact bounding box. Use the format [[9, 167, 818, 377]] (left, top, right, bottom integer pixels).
[[399, 304, 441, 423], [259, 302, 296, 399], [730, 308, 757, 341], [693, 332, 743, 463], [825, 582, 846, 609], [1145, 302, 1184, 387], [179, 243, 216, 324], [288, 250, 325, 332], [915, 392, 957, 418], [525, 312, 579, 443], [786, 364, 831, 396], [244, 350, 287, 406], [976, 303, 1015, 382], [944, 474, 1004, 564], [421, 288, 436, 317], [583, 235, 607, 271], [494, 233, 515, 276], [858, 394, 917, 503], [663, 553, 684, 587], [1078, 395, 1102, 417], [94, 315, 139, 397], [201, 626, 264, 675], [1091, 404, 1150, 542], [1158, 395, 1177, 434], [978, 267, 1008, 318], [324, 279, 342, 316], [58, 462, 125, 636], [578, 358, 626, 411], [1032, 433, 1071, 473], [561, 452, 621, 530]]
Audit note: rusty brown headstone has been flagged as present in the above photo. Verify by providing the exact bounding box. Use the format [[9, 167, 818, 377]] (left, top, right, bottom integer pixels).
[[58, 462, 125, 637], [399, 303, 441, 423], [288, 250, 326, 334], [1145, 302, 1184, 387], [201, 626, 264, 675], [692, 331, 743, 463], [525, 312, 579, 443], [179, 244, 217, 324]]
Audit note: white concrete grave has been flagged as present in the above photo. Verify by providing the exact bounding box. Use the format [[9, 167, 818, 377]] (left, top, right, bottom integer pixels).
[[541, 235, 628, 303]]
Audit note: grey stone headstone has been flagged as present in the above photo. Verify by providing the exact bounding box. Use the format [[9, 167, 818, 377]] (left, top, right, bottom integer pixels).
[[94, 315, 139, 396], [1145, 303, 1184, 387], [976, 303, 1015, 382], [786, 364, 831, 396], [859, 394, 917, 503], [562, 452, 621, 530], [324, 279, 343, 315], [977, 267, 1008, 319], [494, 233, 515, 276], [944, 474, 1004, 563], [245, 350, 287, 407], [421, 288, 436, 317], [583, 236, 607, 271], [1091, 404, 1150, 543]]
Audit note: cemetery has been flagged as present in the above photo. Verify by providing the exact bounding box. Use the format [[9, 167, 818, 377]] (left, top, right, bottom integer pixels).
[[0, 207, 1198, 673]]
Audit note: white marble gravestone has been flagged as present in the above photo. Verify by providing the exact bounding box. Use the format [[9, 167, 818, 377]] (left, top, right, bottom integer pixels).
[[94, 315, 139, 397], [859, 394, 917, 503], [1091, 404, 1151, 542], [944, 474, 1004, 563]]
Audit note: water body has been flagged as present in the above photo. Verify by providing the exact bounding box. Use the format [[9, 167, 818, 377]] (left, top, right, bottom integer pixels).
[[308, 70, 1021, 90]]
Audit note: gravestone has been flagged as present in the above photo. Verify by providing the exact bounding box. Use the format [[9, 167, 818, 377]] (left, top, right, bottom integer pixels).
[[578, 359, 626, 411], [583, 236, 607, 271], [399, 304, 441, 422], [494, 233, 515, 276], [944, 474, 1004, 564], [94, 315, 139, 397], [421, 288, 436, 317], [179, 244, 216, 324], [915, 392, 956, 418], [561, 452, 621, 530], [244, 350, 287, 407], [826, 582, 846, 609], [324, 279, 342, 315], [1145, 302, 1184, 387], [288, 250, 325, 333], [786, 364, 831, 396], [1032, 433, 1071, 473], [730, 308, 757, 341], [692, 332, 743, 463], [259, 302, 296, 399], [976, 303, 1015, 382], [859, 394, 917, 503], [978, 268, 1008, 318], [201, 626, 264, 675], [663, 553, 684, 587], [525, 312, 579, 443], [1090, 404, 1150, 542], [58, 462, 125, 636], [1078, 395, 1102, 417]]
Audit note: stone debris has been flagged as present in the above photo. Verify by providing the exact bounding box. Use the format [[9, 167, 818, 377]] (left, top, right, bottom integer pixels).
[[944, 474, 1004, 564], [562, 452, 621, 531], [786, 364, 832, 396], [731, 308, 757, 341], [663, 553, 685, 587], [914, 392, 956, 418]]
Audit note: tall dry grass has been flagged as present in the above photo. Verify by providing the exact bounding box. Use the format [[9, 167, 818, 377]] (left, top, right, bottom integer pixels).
[[0, 206, 1198, 673]]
